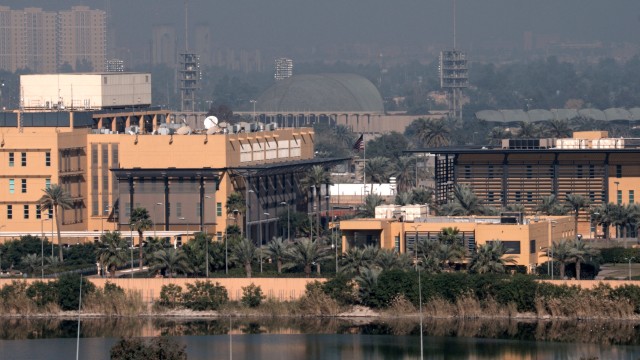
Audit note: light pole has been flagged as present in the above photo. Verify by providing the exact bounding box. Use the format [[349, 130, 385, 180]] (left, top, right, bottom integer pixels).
[[153, 202, 163, 238], [615, 181, 620, 205], [280, 202, 290, 242], [548, 220, 557, 280], [179, 217, 188, 244], [101, 205, 110, 239], [260, 212, 270, 273], [41, 218, 50, 278], [626, 257, 635, 281], [129, 224, 134, 278], [225, 209, 238, 275], [411, 225, 419, 270], [250, 99, 257, 123]]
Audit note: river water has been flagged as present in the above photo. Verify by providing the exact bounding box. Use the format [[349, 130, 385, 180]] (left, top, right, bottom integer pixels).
[[0, 318, 639, 359]]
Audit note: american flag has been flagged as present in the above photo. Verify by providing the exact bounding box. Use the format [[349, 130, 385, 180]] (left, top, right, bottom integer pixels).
[[353, 134, 364, 151]]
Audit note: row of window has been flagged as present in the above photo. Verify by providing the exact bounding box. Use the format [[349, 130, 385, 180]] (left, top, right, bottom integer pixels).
[[6, 204, 52, 220], [7, 179, 50, 194], [7, 152, 50, 167], [617, 190, 635, 205], [463, 164, 625, 179], [121, 202, 224, 218]]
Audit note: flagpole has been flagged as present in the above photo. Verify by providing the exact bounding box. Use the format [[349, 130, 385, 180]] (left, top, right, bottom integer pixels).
[[363, 134, 366, 197]]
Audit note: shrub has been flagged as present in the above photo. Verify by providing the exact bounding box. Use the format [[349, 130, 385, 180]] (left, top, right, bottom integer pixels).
[[26, 281, 57, 308], [493, 274, 538, 312], [54, 273, 96, 311], [159, 284, 183, 308], [241, 283, 265, 308], [298, 281, 340, 315], [600, 247, 640, 264], [322, 274, 359, 305], [367, 270, 417, 308], [0, 280, 35, 314], [182, 281, 228, 311], [611, 284, 640, 314], [110, 337, 186, 360]]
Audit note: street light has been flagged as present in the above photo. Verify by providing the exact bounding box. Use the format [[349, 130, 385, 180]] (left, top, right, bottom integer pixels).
[[260, 212, 270, 273], [179, 217, 188, 243], [101, 205, 110, 239], [41, 217, 51, 278], [153, 202, 163, 238], [249, 99, 257, 123], [225, 209, 239, 275], [411, 224, 419, 270], [129, 224, 134, 278], [280, 202, 290, 242], [626, 257, 635, 281]]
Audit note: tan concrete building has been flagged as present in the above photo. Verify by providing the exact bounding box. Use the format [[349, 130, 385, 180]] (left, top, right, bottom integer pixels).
[[0, 109, 343, 247], [57, 6, 106, 72], [339, 215, 574, 273]]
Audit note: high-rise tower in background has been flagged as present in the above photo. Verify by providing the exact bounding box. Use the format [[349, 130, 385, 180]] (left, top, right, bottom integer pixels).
[[0, 6, 105, 73], [151, 25, 177, 66], [274, 58, 293, 80]]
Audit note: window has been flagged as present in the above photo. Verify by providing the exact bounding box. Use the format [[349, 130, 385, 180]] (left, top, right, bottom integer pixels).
[[217, 202, 222, 216], [7, 205, 12, 219], [616, 165, 622, 178], [527, 192, 533, 203], [176, 203, 182, 217], [8, 152, 14, 167], [577, 165, 583, 179], [488, 192, 495, 202], [9, 179, 14, 194], [45, 152, 51, 166], [490, 240, 520, 254], [21, 179, 26, 193], [36, 206, 41, 219], [515, 191, 521, 202], [23, 205, 29, 219], [526, 165, 532, 179], [630, 190, 635, 204], [394, 236, 400, 253], [45, 179, 51, 189], [530, 239, 536, 254], [216, 232, 223, 241], [21, 152, 26, 166], [589, 165, 595, 178], [618, 190, 623, 205], [589, 191, 595, 202], [488, 165, 494, 179], [464, 165, 470, 179], [48, 208, 53, 219]]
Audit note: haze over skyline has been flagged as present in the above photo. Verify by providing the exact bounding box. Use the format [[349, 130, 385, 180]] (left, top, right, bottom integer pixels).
[[5, 0, 640, 60]]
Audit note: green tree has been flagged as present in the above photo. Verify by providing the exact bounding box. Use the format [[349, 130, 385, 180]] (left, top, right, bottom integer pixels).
[[358, 194, 385, 218], [241, 283, 266, 308], [55, 273, 96, 311], [232, 238, 256, 277], [535, 194, 568, 216], [130, 207, 153, 270], [226, 192, 246, 234], [20, 253, 41, 277], [544, 119, 573, 138], [440, 184, 490, 216], [263, 237, 290, 274], [408, 118, 451, 148], [375, 249, 412, 271], [364, 132, 410, 160], [393, 156, 416, 193], [548, 239, 574, 279], [96, 231, 128, 278], [339, 245, 379, 276], [517, 121, 539, 138], [469, 241, 516, 274], [365, 156, 391, 192], [592, 203, 615, 240], [301, 165, 333, 236], [38, 184, 73, 262], [564, 194, 590, 238], [285, 238, 332, 277], [569, 239, 600, 280], [151, 248, 192, 278]]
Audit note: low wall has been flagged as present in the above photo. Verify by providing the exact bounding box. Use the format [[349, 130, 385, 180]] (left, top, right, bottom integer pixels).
[[0, 277, 325, 303]]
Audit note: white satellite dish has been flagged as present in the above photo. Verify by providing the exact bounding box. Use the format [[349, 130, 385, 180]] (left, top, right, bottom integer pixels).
[[206, 125, 219, 135], [176, 126, 192, 135], [217, 121, 228, 129], [204, 116, 219, 130]]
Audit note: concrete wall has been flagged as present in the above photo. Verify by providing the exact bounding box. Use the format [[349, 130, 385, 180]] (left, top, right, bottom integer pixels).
[[0, 277, 324, 303]]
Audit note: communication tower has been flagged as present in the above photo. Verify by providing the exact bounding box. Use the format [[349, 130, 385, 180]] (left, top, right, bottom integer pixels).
[[439, 0, 468, 120], [178, 0, 200, 112]]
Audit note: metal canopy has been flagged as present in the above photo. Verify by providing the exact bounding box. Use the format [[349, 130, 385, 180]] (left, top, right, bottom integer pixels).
[[111, 167, 225, 179], [228, 157, 350, 177]]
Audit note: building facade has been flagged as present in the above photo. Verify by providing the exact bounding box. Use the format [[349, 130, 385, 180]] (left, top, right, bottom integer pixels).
[[339, 214, 574, 273], [0, 6, 105, 73]]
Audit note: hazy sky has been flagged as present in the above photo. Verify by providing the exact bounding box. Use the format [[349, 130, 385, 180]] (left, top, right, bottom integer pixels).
[[7, 1, 640, 53]]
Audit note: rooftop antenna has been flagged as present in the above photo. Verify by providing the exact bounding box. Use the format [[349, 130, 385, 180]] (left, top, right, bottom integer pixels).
[[453, 0, 457, 49]]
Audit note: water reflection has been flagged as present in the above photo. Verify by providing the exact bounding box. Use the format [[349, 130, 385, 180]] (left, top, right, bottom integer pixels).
[[1, 317, 640, 346]]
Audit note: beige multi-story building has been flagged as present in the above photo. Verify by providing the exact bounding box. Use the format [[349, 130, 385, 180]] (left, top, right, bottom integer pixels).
[[57, 6, 106, 72], [0, 6, 105, 73]]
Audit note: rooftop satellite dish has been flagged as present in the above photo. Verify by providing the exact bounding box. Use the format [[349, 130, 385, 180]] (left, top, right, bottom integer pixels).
[[218, 121, 228, 129], [204, 116, 219, 129], [206, 125, 219, 135], [176, 126, 192, 135]]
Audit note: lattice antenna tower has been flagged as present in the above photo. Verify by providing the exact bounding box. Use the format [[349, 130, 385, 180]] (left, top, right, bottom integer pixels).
[[439, 0, 468, 120], [179, 0, 200, 112]]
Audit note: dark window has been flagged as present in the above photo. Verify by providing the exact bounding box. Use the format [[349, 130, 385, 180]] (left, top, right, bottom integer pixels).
[[23, 205, 29, 219], [515, 191, 521, 202], [7, 205, 12, 219], [36, 206, 41, 219], [526, 165, 532, 178], [527, 192, 533, 203], [488, 165, 494, 179], [8, 152, 14, 167], [616, 165, 622, 178], [530, 239, 536, 254], [21, 179, 26, 193], [21, 152, 26, 166], [589, 165, 595, 178], [45, 152, 51, 166], [577, 165, 583, 179], [464, 165, 470, 179], [489, 240, 521, 255]]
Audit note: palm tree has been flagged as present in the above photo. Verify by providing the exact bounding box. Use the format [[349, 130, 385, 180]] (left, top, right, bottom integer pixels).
[[232, 238, 256, 278], [130, 207, 153, 270], [517, 121, 539, 138], [285, 238, 332, 277], [301, 165, 333, 237], [358, 194, 384, 218], [440, 184, 489, 216], [564, 194, 590, 238], [592, 204, 615, 240], [365, 156, 391, 192], [469, 241, 517, 274], [569, 239, 599, 280], [394, 192, 413, 206], [437, 241, 466, 271], [226, 192, 246, 234], [264, 237, 291, 273], [150, 248, 192, 278], [413, 118, 451, 147], [339, 245, 379, 276], [611, 204, 640, 245], [487, 127, 510, 146], [535, 194, 568, 216], [334, 124, 356, 149], [38, 184, 73, 262], [393, 156, 416, 193], [21, 253, 41, 277], [96, 231, 128, 278], [548, 239, 573, 279], [375, 249, 412, 271], [417, 239, 443, 273], [544, 119, 573, 138]]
